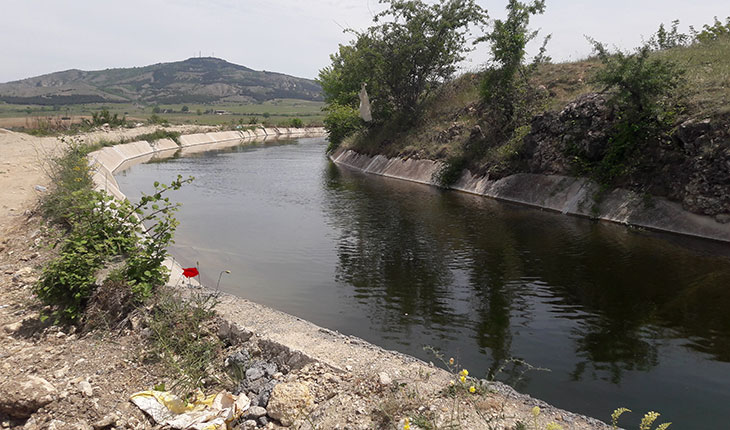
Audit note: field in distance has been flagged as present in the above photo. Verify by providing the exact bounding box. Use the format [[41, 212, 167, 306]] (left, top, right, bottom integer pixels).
[[0, 98, 325, 130]]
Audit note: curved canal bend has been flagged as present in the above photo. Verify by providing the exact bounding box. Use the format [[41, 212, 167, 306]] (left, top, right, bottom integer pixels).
[[116, 136, 730, 428]]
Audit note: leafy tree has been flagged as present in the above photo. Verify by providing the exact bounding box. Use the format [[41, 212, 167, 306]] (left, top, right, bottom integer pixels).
[[181, 105, 189, 112], [318, 0, 488, 147], [480, 0, 549, 135], [318, 34, 384, 113], [368, 0, 488, 118], [152, 105, 161, 114]]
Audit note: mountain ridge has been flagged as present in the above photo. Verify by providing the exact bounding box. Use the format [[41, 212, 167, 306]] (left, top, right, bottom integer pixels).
[[0, 57, 322, 105]]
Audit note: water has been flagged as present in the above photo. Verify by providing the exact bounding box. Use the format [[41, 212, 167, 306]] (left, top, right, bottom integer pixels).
[[116, 137, 730, 428]]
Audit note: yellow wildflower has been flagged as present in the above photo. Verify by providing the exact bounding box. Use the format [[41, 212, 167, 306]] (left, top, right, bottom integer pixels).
[[469, 386, 476, 394], [531, 406, 540, 418], [459, 375, 466, 383], [403, 417, 411, 430]]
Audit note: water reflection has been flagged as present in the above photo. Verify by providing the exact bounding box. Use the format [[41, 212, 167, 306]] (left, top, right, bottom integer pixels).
[[323, 163, 730, 381]]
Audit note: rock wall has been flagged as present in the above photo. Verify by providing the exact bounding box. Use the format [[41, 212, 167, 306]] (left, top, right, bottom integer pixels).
[[523, 93, 730, 221], [331, 147, 730, 243]]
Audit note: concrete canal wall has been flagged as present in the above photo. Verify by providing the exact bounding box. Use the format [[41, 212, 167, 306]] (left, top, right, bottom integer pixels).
[[331, 147, 730, 243]]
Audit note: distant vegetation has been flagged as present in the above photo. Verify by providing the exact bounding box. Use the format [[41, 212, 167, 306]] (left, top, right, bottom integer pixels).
[[1, 99, 325, 135]]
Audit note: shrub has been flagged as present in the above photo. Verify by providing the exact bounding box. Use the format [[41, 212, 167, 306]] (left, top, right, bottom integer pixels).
[[691, 16, 730, 43], [36, 140, 192, 322], [82, 109, 126, 128], [148, 114, 168, 125], [40, 138, 96, 225], [585, 39, 684, 183], [323, 103, 363, 152], [289, 117, 304, 128]]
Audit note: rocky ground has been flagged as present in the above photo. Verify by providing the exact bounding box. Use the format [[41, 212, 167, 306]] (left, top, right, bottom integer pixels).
[[0, 127, 612, 430]]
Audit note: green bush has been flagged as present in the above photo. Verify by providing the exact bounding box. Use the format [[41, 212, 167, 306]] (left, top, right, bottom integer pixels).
[[586, 39, 684, 183], [40, 139, 96, 225], [82, 109, 126, 128], [148, 114, 169, 125], [323, 103, 363, 152], [36, 140, 192, 322], [692, 16, 730, 43], [289, 117, 304, 128]]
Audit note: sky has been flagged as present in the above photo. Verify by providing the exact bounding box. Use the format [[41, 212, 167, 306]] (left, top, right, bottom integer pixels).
[[1, 0, 728, 83]]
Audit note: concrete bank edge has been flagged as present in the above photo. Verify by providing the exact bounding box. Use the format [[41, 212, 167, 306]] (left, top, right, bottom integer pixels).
[[86, 129, 610, 429], [330, 147, 730, 243]]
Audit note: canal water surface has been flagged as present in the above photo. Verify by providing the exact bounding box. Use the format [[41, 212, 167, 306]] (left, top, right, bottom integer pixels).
[[116, 136, 730, 428]]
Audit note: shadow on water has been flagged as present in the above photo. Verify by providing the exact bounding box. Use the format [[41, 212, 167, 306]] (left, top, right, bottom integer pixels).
[[117, 138, 730, 428]]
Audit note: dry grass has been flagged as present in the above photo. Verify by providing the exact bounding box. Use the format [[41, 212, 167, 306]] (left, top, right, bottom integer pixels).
[[655, 36, 730, 118]]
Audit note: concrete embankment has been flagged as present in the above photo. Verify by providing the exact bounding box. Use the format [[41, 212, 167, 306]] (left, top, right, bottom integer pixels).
[[87, 128, 610, 429], [331, 147, 730, 243]]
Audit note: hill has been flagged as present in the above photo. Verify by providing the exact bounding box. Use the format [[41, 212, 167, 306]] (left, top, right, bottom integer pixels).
[[0, 57, 322, 105]]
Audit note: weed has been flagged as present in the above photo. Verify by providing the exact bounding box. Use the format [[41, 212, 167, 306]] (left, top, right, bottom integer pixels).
[[35, 137, 193, 322], [146, 287, 222, 397], [611, 408, 672, 430]]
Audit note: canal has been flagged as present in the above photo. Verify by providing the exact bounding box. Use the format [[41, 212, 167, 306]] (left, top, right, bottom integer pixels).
[[116, 136, 730, 428]]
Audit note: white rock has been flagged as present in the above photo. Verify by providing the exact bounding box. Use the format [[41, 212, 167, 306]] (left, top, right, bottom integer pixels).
[[78, 380, 93, 397], [266, 382, 314, 427], [378, 372, 392, 386]]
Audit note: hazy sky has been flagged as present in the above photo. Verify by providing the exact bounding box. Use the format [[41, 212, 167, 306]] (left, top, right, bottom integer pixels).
[[2, 0, 728, 83]]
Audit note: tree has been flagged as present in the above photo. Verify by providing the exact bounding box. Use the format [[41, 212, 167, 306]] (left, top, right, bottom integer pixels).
[[318, 0, 488, 147], [368, 0, 487, 118], [152, 105, 161, 114], [480, 0, 549, 135], [181, 105, 189, 112]]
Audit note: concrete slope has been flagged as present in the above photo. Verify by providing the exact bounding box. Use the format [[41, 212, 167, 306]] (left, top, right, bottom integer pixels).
[[331, 147, 730, 243]]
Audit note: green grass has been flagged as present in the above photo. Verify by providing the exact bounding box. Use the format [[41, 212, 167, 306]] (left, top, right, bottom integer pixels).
[[0, 98, 326, 130], [654, 35, 730, 117]]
